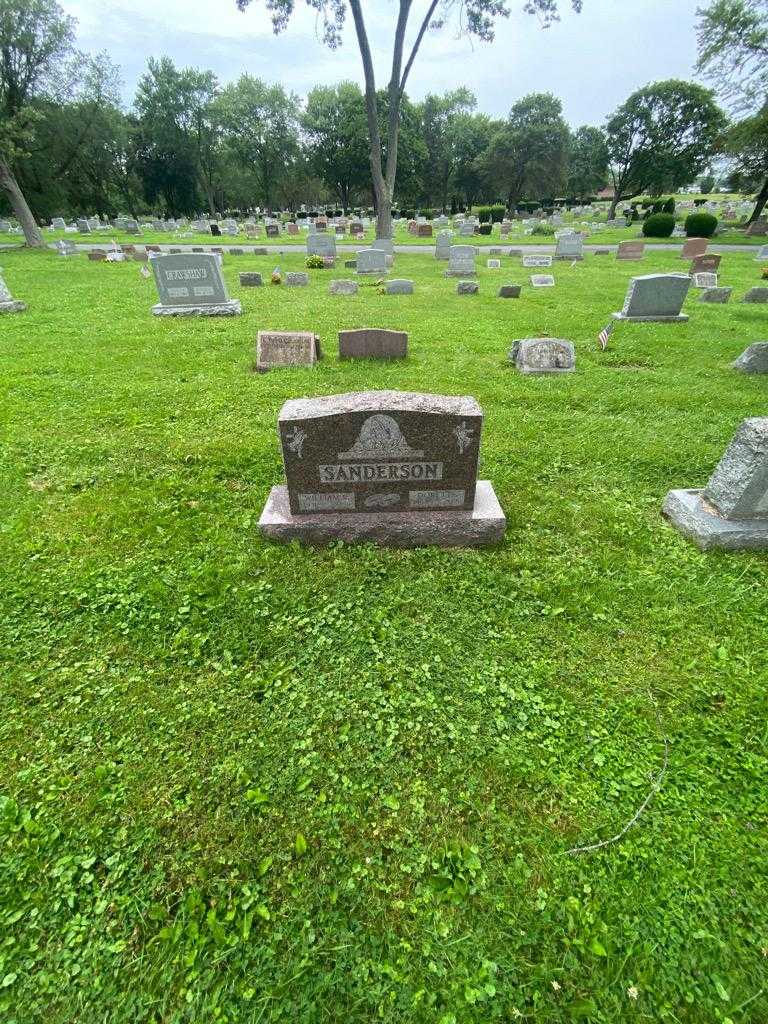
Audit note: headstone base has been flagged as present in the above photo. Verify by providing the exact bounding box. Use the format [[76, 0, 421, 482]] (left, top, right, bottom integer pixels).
[[611, 311, 688, 323], [662, 488, 768, 551], [152, 299, 242, 317], [443, 270, 476, 278], [0, 300, 27, 314], [553, 254, 584, 261], [258, 480, 506, 549]]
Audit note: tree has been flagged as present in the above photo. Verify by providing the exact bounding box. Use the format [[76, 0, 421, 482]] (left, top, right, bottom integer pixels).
[[482, 93, 570, 208], [0, 0, 76, 246], [134, 57, 220, 216], [216, 75, 301, 211], [235, 0, 583, 238], [566, 125, 608, 199], [696, 0, 768, 222], [302, 82, 369, 208], [451, 112, 496, 209], [419, 88, 476, 209], [604, 80, 726, 219]]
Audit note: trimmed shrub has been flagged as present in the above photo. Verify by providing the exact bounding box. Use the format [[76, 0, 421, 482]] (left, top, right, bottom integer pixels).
[[531, 222, 555, 236], [478, 223, 492, 235], [305, 254, 324, 269], [685, 212, 718, 237], [642, 212, 675, 238], [476, 204, 506, 223], [662, 197, 675, 214]]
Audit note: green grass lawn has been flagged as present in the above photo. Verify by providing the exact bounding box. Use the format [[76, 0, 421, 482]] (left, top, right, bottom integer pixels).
[[36, 220, 768, 249], [1, 247, 768, 1024]]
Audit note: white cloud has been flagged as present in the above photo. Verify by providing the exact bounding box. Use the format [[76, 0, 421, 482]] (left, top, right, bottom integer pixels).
[[61, 0, 704, 125]]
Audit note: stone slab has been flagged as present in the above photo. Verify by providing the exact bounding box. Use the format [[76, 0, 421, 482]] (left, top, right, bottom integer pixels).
[[612, 311, 689, 323], [699, 287, 732, 303], [239, 272, 263, 287], [509, 337, 575, 374], [733, 343, 768, 373], [457, 281, 479, 295], [256, 331, 321, 371], [0, 300, 26, 314], [339, 328, 407, 360], [662, 489, 768, 550], [498, 285, 522, 298], [329, 280, 358, 295], [152, 300, 241, 317], [258, 480, 505, 548], [743, 288, 768, 303], [285, 272, 309, 286], [386, 279, 414, 295]]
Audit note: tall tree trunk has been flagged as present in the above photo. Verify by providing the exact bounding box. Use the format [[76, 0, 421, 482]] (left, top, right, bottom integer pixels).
[[748, 173, 768, 224], [0, 157, 44, 247], [608, 196, 619, 220]]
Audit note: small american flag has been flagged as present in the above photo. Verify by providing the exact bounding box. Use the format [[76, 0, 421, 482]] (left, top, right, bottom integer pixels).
[[139, 264, 150, 279], [598, 320, 615, 350]]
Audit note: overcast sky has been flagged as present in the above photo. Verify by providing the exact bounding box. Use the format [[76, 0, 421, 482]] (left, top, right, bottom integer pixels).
[[61, 0, 704, 126]]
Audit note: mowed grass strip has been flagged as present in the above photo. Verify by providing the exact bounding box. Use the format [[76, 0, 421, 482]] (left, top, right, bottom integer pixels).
[[0, 247, 767, 1024]]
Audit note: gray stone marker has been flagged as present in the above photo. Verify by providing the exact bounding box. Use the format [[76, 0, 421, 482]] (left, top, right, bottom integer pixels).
[[613, 273, 690, 322], [386, 279, 413, 295], [51, 217, 66, 230], [554, 234, 584, 260], [356, 248, 388, 275], [733, 343, 768, 373], [755, 245, 768, 260], [150, 252, 241, 316], [522, 254, 552, 268], [663, 418, 768, 550], [229, 247, 244, 256], [285, 272, 309, 287], [371, 237, 394, 254], [530, 274, 555, 287], [339, 329, 407, 360], [487, 259, 501, 269], [616, 240, 645, 261], [435, 231, 452, 260], [329, 279, 358, 295], [258, 390, 506, 548], [498, 284, 522, 298], [256, 331, 321, 372], [76, 218, 91, 234], [445, 245, 476, 277], [457, 281, 479, 295], [239, 272, 263, 287], [0, 268, 26, 313], [307, 232, 336, 258], [743, 287, 768, 303], [508, 248, 522, 257], [509, 338, 575, 374], [692, 272, 718, 289], [699, 287, 732, 303]]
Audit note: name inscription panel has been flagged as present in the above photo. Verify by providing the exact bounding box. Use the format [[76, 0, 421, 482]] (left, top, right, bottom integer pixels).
[[277, 392, 482, 516]]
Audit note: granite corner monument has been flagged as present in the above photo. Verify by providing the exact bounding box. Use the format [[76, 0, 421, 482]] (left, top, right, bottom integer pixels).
[[258, 391, 505, 548], [663, 418, 768, 550]]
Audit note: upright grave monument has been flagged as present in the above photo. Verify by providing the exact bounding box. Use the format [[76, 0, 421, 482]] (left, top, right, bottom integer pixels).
[[258, 391, 506, 548], [0, 268, 26, 313], [256, 331, 321, 371], [150, 252, 241, 316], [612, 274, 690, 322], [444, 245, 476, 277], [663, 418, 768, 550]]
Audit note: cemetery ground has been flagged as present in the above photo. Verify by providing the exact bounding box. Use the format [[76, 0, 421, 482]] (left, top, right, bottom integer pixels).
[[1, 246, 768, 1024]]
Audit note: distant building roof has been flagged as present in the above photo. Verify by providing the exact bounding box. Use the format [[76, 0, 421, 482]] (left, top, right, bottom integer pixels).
[[597, 186, 615, 199]]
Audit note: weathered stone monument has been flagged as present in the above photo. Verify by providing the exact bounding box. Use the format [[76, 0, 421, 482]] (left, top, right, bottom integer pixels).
[[733, 343, 768, 373], [435, 231, 452, 260], [612, 274, 690, 322], [616, 240, 645, 261], [743, 287, 768, 303], [530, 274, 555, 287], [329, 280, 358, 295], [690, 254, 721, 275], [150, 252, 241, 316], [699, 287, 732, 303], [386, 279, 414, 294], [256, 331, 321, 372], [498, 284, 522, 298], [554, 234, 584, 260], [285, 272, 309, 286], [522, 254, 552, 268], [0, 268, 26, 313], [509, 338, 575, 374], [457, 281, 479, 295], [663, 418, 768, 550], [681, 237, 708, 259], [258, 390, 506, 547], [239, 272, 263, 287], [356, 248, 388, 275], [307, 232, 336, 258], [444, 245, 476, 277], [339, 329, 407, 360]]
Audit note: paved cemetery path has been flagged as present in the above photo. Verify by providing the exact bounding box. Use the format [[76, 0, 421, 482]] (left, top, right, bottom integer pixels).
[[0, 241, 763, 255]]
